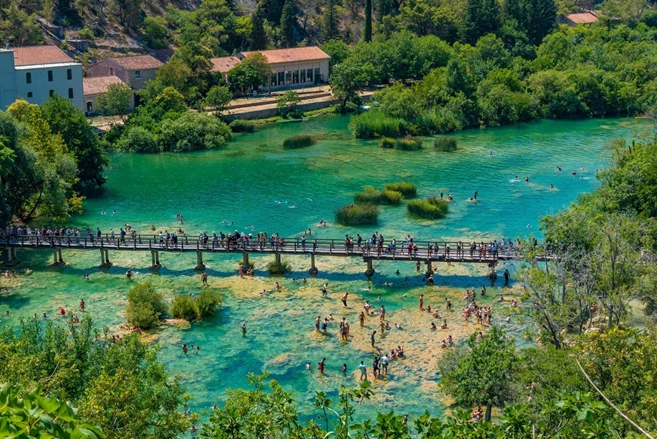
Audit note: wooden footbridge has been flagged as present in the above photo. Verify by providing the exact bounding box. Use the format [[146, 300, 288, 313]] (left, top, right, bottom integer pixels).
[[0, 233, 541, 276]]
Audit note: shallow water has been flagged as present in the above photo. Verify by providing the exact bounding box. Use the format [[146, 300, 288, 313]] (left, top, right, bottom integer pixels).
[[0, 115, 650, 428]]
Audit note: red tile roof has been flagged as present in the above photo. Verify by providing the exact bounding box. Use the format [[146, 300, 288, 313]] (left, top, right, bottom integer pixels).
[[12, 45, 73, 66], [566, 12, 598, 24], [241, 47, 330, 65], [111, 55, 163, 70], [210, 56, 241, 73], [83, 76, 127, 96]]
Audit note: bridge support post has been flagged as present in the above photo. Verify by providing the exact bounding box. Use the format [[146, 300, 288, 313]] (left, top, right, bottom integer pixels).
[[4, 248, 19, 266], [364, 259, 375, 277], [425, 260, 433, 276], [100, 249, 111, 269], [274, 253, 281, 265], [195, 251, 205, 271], [57, 249, 63, 264], [150, 250, 161, 271], [242, 252, 249, 268], [308, 253, 318, 276], [488, 262, 498, 282]]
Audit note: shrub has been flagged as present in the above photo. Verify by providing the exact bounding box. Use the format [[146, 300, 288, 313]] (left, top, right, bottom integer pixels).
[[115, 126, 160, 153], [355, 187, 384, 204], [283, 134, 316, 149], [434, 136, 458, 151], [379, 137, 395, 148], [159, 112, 232, 152], [267, 261, 290, 275], [395, 136, 422, 150], [126, 282, 168, 329], [407, 197, 450, 219], [229, 119, 255, 133], [277, 90, 302, 118], [385, 182, 417, 198], [196, 289, 222, 317], [382, 190, 403, 205], [170, 295, 198, 320], [335, 203, 379, 225], [349, 110, 408, 139]]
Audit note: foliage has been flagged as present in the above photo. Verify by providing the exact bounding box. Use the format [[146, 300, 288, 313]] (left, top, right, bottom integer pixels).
[[364, 0, 372, 42], [0, 5, 43, 46], [379, 137, 395, 148], [229, 119, 255, 132], [394, 136, 422, 150], [282, 134, 315, 148], [125, 282, 168, 329], [321, 0, 339, 42], [0, 383, 105, 438], [382, 190, 403, 205], [98, 82, 133, 119], [170, 294, 198, 320], [434, 136, 457, 151], [335, 203, 379, 225], [280, 0, 297, 47], [384, 182, 417, 198], [142, 16, 170, 49], [277, 90, 302, 118], [115, 126, 160, 153], [349, 110, 407, 138], [321, 40, 350, 69], [355, 187, 402, 205], [228, 52, 272, 93], [204, 85, 233, 114], [159, 112, 232, 152], [407, 196, 449, 219], [250, 5, 267, 50], [267, 260, 291, 275], [196, 289, 222, 317]]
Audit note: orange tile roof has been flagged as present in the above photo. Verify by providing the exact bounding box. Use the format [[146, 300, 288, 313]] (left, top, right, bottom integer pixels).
[[83, 76, 127, 96], [210, 56, 241, 73], [111, 55, 163, 70], [566, 12, 598, 24], [12, 45, 73, 66], [241, 47, 330, 64]]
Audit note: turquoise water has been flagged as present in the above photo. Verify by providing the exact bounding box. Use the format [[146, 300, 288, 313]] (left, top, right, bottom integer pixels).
[[0, 115, 650, 428]]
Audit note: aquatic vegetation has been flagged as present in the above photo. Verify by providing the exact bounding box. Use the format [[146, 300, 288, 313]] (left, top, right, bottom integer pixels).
[[407, 196, 449, 219], [267, 260, 291, 275], [355, 187, 403, 205], [283, 134, 316, 149], [335, 203, 379, 225], [170, 294, 197, 320], [434, 136, 458, 151], [229, 119, 255, 133], [126, 282, 168, 329], [384, 182, 417, 198], [349, 110, 407, 139], [382, 190, 403, 205], [379, 137, 395, 148], [395, 136, 422, 150], [196, 289, 222, 316]]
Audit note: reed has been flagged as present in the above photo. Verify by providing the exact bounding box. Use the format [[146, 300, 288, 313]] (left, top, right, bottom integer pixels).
[[384, 182, 417, 198], [283, 134, 316, 149], [267, 261, 291, 275], [335, 203, 379, 225], [349, 110, 408, 139], [407, 197, 449, 219], [229, 119, 255, 133], [379, 137, 395, 148], [434, 136, 457, 151], [395, 136, 422, 150]]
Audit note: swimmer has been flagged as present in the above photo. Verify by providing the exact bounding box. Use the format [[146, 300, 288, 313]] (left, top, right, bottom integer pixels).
[[527, 224, 532, 228], [242, 323, 247, 335], [572, 170, 577, 176], [126, 268, 133, 279], [430, 322, 437, 330], [101, 210, 105, 215], [289, 205, 296, 209], [489, 151, 493, 156], [395, 270, 400, 275], [524, 176, 529, 182], [557, 166, 562, 171], [306, 361, 311, 370], [151, 224, 156, 231], [112, 210, 117, 215], [395, 323, 402, 329]]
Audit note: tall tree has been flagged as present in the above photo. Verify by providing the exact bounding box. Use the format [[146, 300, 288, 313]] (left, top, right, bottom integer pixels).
[[114, 0, 142, 29], [280, 0, 297, 47], [249, 4, 267, 50], [375, 0, 392, 24], [504, 0, 556, 45], [363, 0, 372, 41], [321, 0, 339, 42], [461, 0, 500, 45]]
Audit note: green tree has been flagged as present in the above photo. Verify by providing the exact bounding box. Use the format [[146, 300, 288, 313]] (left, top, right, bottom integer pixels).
[[504, 0, 556, 45], [114, 0, 142, 29], [98, 82, 133, 121], [461, 0, 501, 44], [438, 326, 518, 421], [277, 90, 301, 117], [204, 85, 233, 115], [126, 282, 168, 329], [321, 0, 339, 42], [196, 289, 222, 317], [249, 4, 267, 49], [142, 16, 170, 49], [170, 295, 198, 320], [0, 5, 43, 46], [330, 60, 376, 111], [115, 126, 160, 153], [280, 0, 297, 47], [41, 96, 108, 194], [321, 40, 350, 70], [375, 0, 392, 24], [227, 52, 272, 93], [364, 0, 372, 41], [159, 112, 232, 152]]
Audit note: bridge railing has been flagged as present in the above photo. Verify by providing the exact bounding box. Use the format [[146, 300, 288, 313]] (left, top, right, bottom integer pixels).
[[0, 233, 531, 261]]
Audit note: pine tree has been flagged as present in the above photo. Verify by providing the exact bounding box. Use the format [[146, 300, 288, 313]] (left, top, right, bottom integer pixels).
[[363, 0, 372, 42], [375, 0, 391, 24], [250, 4, 267, 49], [280, 0, 297, 47], [526, 0, 556, 45], [321, 0, 339, 42], [461, 0, 500, 45]]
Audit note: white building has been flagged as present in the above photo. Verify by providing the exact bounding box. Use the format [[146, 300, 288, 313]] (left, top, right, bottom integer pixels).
[[0, 45, 84, 110]]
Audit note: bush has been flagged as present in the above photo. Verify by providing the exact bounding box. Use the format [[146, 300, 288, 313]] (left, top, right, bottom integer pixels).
[[267, 261, 290, 275], [434, 136, 457, 151], [395, 136, 422, 150], [349, 110, 408, 139], [382, 190, 403, 205], [385, 182, 417, 198], [335, 203, 379, 225], [379, 137, 395, 148], [196, 289, 222, 317], [159, 112, 232, 152], [283, 134, 316, 149], [407, 197, 449, 219], [355, 187, 384, 204], [229, 119, 255, 133], [115, 126, 160, 153], [170, 295, 198, 320], [126, 282, 168, 329]]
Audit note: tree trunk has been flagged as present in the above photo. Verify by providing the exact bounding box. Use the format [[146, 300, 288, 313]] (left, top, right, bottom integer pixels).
[[485, 402, 492, 422]]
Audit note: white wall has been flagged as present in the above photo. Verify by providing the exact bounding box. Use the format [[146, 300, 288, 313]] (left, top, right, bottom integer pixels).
[[14, 63, 84, 110], [0, 51, 17, 110]]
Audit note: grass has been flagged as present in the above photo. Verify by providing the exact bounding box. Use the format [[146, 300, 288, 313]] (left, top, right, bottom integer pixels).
[[434, 136, 457, 151], [267, 261, 291, 275], [382, 190, 403, 204], [283, 134, 316, 149], [354, 188, 404, 205], [229, 119, 255, 133], [379, 137, 395, 148], [384, 182, 417, 198], [335, 203, 379, 225], [407, 197, 450, 219], [395, 136, 422, 150], [349, 110, 408, 139]]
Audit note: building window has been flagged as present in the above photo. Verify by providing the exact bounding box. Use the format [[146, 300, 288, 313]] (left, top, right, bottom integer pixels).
[[285, 71, 292, 85], [315, 68, 320, 83], [307, 69, 313, 83], [135, 70, 141, 79], [68, 88, 74, 99], [27, 92, 33, 98], [87, 102, 93, 113], [109, 67, 114, 75], [49, 90, 55, 97], [26, 72, 32, 84], [270, 74, 277, 87], [300, 69, 306, 83], [47, 70, 53, 82], [67, 69, 72, 80], [278, 72, 285, 85], [292, 70, 299, 84]]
